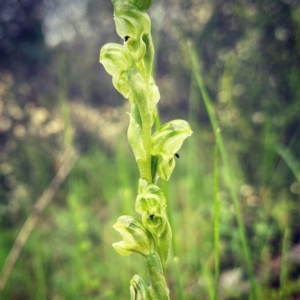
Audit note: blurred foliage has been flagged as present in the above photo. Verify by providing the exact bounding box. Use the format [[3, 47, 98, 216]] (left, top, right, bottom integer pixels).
[[0, 0, 300, 299]]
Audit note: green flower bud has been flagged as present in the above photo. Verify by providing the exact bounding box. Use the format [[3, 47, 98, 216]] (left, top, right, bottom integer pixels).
[[151, 120, 193, 180], [112, 215, 154, 257], [130, 275, 153, 300]]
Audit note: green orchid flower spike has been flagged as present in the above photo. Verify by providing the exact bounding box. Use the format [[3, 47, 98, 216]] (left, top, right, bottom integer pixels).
[[99, 0, 192, 298]]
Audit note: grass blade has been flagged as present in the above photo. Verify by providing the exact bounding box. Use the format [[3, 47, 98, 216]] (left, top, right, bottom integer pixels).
[[275, 145, 300, 183], [213, 144, 220, 300], [189, 44, 258, 300]]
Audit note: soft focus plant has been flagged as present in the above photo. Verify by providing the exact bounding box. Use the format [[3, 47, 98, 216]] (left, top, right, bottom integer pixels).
[[100, 0, 192, 298]]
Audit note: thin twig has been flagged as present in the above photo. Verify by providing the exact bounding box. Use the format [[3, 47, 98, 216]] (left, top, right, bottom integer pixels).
[[0, 148, 79, 292]]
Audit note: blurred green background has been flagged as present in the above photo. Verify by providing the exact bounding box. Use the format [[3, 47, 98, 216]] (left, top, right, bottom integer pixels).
[[0, 0, 300, 299]]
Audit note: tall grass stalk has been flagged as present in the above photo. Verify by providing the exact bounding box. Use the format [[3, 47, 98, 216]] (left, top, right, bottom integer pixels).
[[213, 144, 220, 300], [189, 45, 258, 300], [200, 260, 214, 300], [58, 52, 88, 296], [33, 233, 47, 300], [279, 227, 290, 300], [57, 53, 73, 150], [67, 182, 88, 296], [276, 145, 300, 183]]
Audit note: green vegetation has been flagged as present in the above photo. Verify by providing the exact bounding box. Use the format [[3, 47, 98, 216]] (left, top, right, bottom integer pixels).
[[1, 0, 300, 299]]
